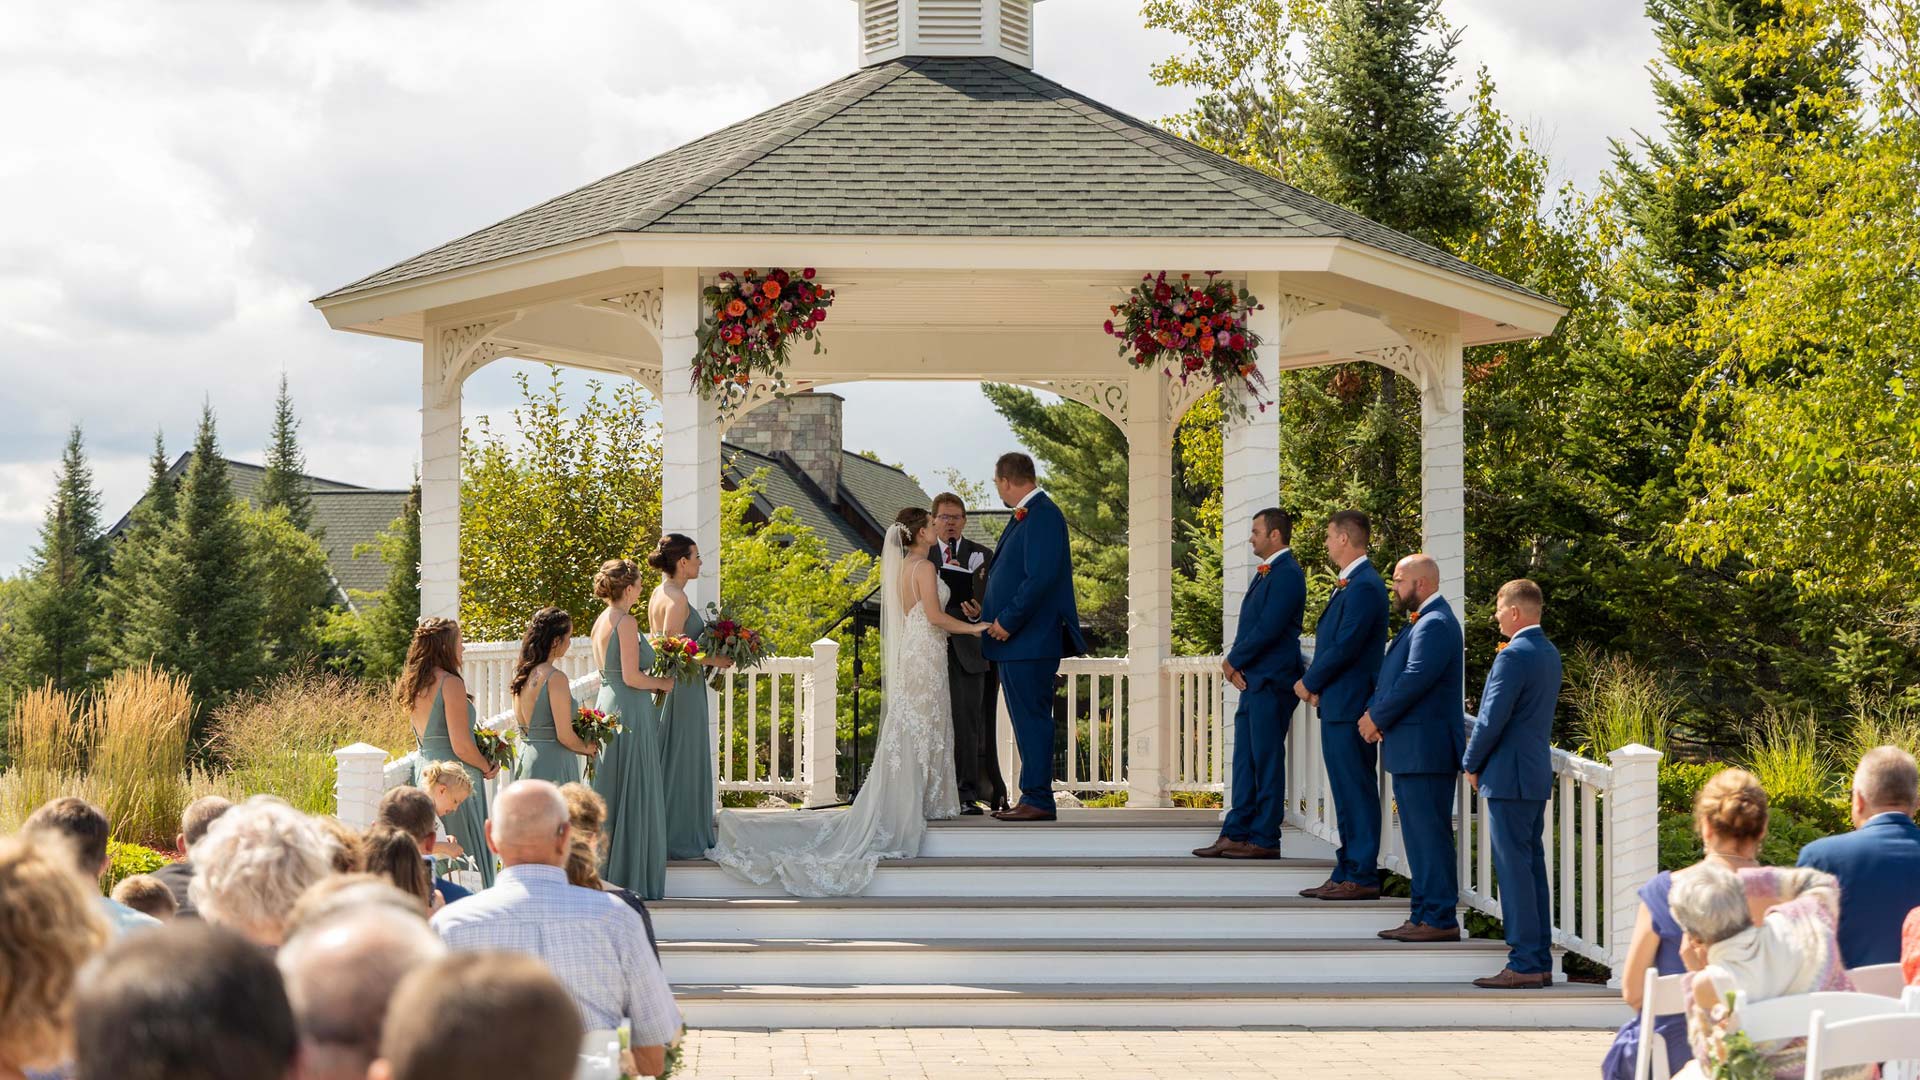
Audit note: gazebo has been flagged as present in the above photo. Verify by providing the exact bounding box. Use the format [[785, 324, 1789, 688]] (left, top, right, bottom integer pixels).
[[316, 0, 1561, 803], [320, 1, 1667, 1024]]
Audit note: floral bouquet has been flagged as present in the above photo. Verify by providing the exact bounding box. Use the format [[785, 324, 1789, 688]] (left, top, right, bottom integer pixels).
[[1703, 992, 1768, 1080], [1103, 270, 1266, 421], [472, 726, 519, 774], [645, 634, 705, 705], [696, 604, 773, 690], [693, 267, 835, 418], [573, 706, 623, 781]]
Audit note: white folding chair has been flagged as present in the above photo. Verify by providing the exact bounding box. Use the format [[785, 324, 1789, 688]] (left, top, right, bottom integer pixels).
[[1635, 970, 1689, 1080], [1806, 1007, 1920, 1077], [1848, 962, 1907, 998], [1905, 985, 1920, 1012], [1736, 990, 1906, 1043]]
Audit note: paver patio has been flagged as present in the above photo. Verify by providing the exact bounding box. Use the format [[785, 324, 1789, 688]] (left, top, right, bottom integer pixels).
[[674, 1026, 1613, 1079]]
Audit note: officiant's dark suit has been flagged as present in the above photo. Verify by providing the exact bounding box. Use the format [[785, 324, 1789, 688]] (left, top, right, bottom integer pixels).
[[932, 500, 1008, 811]]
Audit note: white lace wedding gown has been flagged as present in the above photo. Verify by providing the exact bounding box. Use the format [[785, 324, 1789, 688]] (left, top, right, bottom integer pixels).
[[706, 549, 961, 896]]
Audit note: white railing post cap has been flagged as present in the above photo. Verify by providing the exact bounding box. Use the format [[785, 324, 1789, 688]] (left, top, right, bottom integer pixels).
[[334, 743, 389, 764], [1607, 744, 1663, 767]]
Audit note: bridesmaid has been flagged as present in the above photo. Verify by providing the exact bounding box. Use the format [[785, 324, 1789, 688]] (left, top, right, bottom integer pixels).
[[510, 607, 595, 785], [647, 534, 733, 861], [588, 559, 677, 899], [401, 618, 498, 888]]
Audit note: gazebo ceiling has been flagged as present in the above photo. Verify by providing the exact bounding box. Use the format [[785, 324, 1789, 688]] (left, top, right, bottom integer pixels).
[[317, 56, 1559, 336]]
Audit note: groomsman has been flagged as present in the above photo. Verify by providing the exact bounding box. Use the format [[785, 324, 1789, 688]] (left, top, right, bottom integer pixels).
[[1359, 554, 1464, 942], [931, 493, 1008, 814], [1194, 509, 1305, 861], [1295, 511, 1390, 901], [1463, 579, 1563, 989]]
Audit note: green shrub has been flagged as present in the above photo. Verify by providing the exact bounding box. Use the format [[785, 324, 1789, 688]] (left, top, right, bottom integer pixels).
[[1659, 761, 1724, 815], [1566, 647, 1677, 757], [1845, 693, 1920, 768], [103, 840, 171, 895], [1744, 708, 1835, 803]]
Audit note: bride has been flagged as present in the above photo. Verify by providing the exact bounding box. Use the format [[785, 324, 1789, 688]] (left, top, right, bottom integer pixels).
[[706, 507, 990, 896]]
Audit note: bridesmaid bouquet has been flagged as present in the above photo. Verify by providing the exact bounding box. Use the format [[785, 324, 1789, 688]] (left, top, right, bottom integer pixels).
[[646, 634, 705, 705], [472, 726, 519, 773], [573, 706, 623, 781], [697, 604, 772, 690]]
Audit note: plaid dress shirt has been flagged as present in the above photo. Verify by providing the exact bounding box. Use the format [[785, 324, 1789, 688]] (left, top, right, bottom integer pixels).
[[431, 863, 681, 1045]]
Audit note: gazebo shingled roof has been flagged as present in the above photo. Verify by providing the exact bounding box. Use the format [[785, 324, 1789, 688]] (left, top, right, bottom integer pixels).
[[321, 56, 1544, 305]]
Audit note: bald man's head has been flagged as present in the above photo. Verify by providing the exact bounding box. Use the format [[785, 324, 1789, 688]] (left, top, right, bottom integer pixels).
[[279, 906, 446, 1080], [486, 781, 570, 868], [1389, 553, 1441, 614]]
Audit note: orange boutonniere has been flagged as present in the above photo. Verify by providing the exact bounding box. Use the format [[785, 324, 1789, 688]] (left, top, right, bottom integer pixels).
[[1335, 577, 1350, 590], [1013, 507, 1028, 522], [1256, 563, 1271, 577], [1496, 641, 1510, 652], [1408, 609, 1421, 622]]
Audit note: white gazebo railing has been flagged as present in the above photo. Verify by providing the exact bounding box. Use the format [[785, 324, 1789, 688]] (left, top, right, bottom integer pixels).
[[338, 635, 1658, 983]]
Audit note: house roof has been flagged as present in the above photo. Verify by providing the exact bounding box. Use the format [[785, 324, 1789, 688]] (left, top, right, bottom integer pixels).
[[721, 444, 872, 563], [109, 454, 409, 609], [321, 55, 1546, 305]]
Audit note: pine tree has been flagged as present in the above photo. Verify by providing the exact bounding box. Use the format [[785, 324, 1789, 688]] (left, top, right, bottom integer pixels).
[[259, 374, 316, 536], [14, 427, 112, 692], [118, 407, 268, 727], [107, 433, 181, 669]]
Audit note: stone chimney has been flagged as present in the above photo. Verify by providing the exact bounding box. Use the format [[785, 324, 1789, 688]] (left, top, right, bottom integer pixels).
[[728, 391, 845, 499]]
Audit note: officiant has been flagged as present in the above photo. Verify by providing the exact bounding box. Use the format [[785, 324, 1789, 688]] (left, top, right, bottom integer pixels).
[[932, 493, 1009, 815]]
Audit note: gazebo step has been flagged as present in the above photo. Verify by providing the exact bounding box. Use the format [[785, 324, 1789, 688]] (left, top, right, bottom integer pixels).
[[670, 980, 1628, 1029], [664, 856, 1334, 899], [657, 936, 1511, 986], [650, 894, 1411, 940]]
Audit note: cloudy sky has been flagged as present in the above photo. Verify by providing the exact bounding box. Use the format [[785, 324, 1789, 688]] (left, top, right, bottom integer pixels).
[[0, 0, 1659, 574]]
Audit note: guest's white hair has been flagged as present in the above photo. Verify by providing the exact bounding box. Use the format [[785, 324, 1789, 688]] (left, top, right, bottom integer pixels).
[[1668, 862, 1753, 946], [187, 796, 338, 944]]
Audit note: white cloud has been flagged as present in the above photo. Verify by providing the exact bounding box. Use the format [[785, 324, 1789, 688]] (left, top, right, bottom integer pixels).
[[0, 0, 1664, 573]]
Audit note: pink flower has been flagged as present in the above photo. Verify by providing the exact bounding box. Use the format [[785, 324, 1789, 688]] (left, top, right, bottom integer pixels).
[[803, 267, 816, 279], [812, 308, 827, 322], [1103, 319, 1115, 335]]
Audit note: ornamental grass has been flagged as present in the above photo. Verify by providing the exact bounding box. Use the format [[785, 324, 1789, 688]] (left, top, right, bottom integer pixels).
[[209, 672, 414, 815], [1567, 646, 1678, 758], [87, 666, 193, 848]]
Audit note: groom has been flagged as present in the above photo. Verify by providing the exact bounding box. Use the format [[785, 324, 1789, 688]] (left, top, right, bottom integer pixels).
[[981, 452, 1085, 822]]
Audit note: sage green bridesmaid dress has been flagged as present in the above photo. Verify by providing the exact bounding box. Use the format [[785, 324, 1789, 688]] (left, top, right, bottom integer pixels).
[[590, 621, 668, 900], [416, 680, 494, 888], [512, 669, 581, 785], [661, 605, 717, 860]]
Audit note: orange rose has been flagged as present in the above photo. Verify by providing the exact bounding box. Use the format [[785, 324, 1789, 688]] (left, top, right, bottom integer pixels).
[[763, 280, 782, 299], [726, 298, 747, 318]]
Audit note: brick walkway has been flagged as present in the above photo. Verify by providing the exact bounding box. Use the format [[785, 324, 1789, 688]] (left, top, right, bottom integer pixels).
[[675, 1027, 1615, 1078]]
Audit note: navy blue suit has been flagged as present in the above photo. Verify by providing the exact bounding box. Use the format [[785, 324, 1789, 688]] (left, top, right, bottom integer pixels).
[[1797, 812, 1920, 967], [1369, 596, 1465, 929], [982, 491, 1086, 813], [1221, 550, 1306, 850], [1463, 625, 1563, 974], [1301, 560, 1390, 886]]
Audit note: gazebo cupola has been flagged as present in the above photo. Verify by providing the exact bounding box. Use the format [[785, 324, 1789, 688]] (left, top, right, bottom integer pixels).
[[855, 0, 1038, 67]]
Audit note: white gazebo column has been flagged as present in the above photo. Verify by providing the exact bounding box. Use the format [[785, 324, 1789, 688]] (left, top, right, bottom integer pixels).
[[1418, 332, 1466, 606], [1218, 271, 1284, 811], [419, 367, 462, 620], [660, 267, 721, 609], [1126, 367, 1173, 808]]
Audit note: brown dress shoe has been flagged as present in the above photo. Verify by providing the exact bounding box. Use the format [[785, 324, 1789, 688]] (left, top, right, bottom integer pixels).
[[1298, 879, 1338, 899], [1192, 837, 1236, 858], [1220, 842, 1280, 860], [1315, 881, 1383, 901], [1396, 923, 1463, 943], [1377, 920, 1420, 941], [1472, 967, 1550, 989], [992, 804, 1058, 822]]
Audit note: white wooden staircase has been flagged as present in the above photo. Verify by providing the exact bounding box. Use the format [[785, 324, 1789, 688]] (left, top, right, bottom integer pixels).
[[651, 809, 1627, 1028]]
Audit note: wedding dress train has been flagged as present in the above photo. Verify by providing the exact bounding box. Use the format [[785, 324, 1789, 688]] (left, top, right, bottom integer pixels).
[[705, 529, 961, 897]]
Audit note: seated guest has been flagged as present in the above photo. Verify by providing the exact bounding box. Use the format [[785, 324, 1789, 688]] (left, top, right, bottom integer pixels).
[[285, 876, 428, 941], [375, 786, 470, 905], [1603, 768, 1769, 1080], [369, 953, 582, 1080], [110, 874, 177, 922], [315, 816, 364, 874], [419, 760, 476, 867], [559, 782, 657, 951], [0, 835, 109, 1080], [1797, 745, 1920, 967], [359, 825, 435, 913], [151, 795, 232, 919], [1669, 863, 1859, 1080], [277, 904, 446, 1080], [189, 796, 339, 948], [73, 922, 298, 1080], [23, 796, 160, 936], [432, 780, 680, 1077]]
